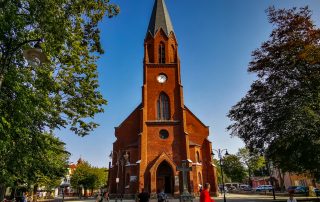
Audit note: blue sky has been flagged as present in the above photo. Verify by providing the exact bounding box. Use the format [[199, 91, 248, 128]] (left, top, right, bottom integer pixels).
[[57, 0, 320, 167]]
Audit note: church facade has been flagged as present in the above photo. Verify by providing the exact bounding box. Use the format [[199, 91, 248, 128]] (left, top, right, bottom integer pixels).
[[109, 0, 218, 196]]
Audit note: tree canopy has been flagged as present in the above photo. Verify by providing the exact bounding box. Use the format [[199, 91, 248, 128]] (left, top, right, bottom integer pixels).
[[0, 0, 119, 200], [222, 154, 247, 183], [70, 161, 107, 192], [237, 148, 265, 175], [228, 6, 320, 177], [237, 148, 265, 184], [0, 133, 70, 200]]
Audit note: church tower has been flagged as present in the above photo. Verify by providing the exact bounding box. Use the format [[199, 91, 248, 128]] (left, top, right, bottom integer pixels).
[[109, 0, 218, 197]]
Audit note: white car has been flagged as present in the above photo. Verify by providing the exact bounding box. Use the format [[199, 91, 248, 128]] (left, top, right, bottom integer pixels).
[[255, 185, 273, 192]]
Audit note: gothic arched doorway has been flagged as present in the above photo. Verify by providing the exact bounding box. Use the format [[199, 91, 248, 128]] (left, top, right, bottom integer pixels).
[[156, 161, 174, 194]]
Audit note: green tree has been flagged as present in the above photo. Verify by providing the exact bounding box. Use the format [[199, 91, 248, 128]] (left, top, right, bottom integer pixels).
[[70, 161, 107, 197], [213, 159, 232, 185], [0, 133, 69, 200], [222, 155, 247, 183], [228, 6, 320, 178], [237, 148, 265, 185], [90, 167, 108, 189], [0, 0, 118, 200]]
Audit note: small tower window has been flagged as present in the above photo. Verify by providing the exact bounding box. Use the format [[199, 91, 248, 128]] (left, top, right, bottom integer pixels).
[[196, 151, 201, 163], [171, 45, 176, 63], [159, 42, 165, 64], [147, 44, 154, 63], [157, 92, 170, 120]]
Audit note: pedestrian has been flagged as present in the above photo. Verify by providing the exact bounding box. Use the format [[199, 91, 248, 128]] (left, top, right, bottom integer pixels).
[[22, 192, 27, 202], [137, 188, 150, 202], [96, 193, 102, 202], [103, 191, 109, 202], [200, 183, 215, 202], [157, 189, 167, 202], [287, 192, 297, 202], [199, 184, 203, 193]]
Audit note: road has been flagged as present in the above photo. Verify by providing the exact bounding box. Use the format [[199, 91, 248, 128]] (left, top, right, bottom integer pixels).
[[58, 193, 318, 202]]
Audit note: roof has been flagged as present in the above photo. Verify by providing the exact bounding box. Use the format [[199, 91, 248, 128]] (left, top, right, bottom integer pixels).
[[147, 0, 174, 36], [116, 103, 142, 129], [184, 105, 209, 128]]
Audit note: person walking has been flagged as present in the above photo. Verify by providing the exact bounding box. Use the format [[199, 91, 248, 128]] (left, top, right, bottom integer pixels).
[[287, 192, 297, 202], [137, 188, 150, 202], [96, 193, 102, 202], [103, 192, 109, 202], [157, 189, 167, 202], [200, 183, 215, 202]]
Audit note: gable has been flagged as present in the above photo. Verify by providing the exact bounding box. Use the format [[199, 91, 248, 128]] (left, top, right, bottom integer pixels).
[[184, 105, 209, 129], [185, 105, 210, 144], [115, 104, 142, 142]]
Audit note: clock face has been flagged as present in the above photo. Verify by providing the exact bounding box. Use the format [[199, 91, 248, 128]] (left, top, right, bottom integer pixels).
[[157, 74, 167, 83]]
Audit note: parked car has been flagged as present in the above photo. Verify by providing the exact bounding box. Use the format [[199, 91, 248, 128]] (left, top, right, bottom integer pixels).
[[240, 185, 252, 191], [228, 185, 237, 191], [219, 185, 228, 192], [287, 186, 308, 193], [255, 185, 273, 192], [313, 188, 320, 196]]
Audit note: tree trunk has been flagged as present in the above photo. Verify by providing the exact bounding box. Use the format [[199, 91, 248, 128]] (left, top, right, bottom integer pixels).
[[248, 169, 252, 187], [78, 187, 81, 199], [0, 74, 3, 89], [33, 185, 38, 202], [278, 168, 285, 192], [0, 184, 6, 201]]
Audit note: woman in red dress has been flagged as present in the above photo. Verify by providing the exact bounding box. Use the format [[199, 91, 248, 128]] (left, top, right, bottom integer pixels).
[[200, 183, 215, 202]]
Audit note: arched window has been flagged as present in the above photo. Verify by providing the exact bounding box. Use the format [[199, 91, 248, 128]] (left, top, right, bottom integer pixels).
[[198, 172, 203, 185], [159, 42, 165, 63], [196, 151, 201, 163], [147, 44, 154, 63], [126, 152, 130, 164], [157, 93, 170, 120], [171, 45, 176, 63]]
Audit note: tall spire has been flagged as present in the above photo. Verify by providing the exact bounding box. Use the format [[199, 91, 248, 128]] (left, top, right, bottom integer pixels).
[[147, 0, 174, 36]]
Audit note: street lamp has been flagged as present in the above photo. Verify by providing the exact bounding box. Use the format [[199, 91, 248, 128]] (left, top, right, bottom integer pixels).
[[23, 41, 49, 66], [60, 177, 69, 202], [109, 150, 129, 202], [211, 149, 229, 202], [106, 155, 112, 192], [260, 153, 276, 200], [0, 39, 48, 89]]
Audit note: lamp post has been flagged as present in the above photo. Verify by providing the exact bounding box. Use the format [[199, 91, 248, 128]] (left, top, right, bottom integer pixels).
[[260, 153, 276, 200], [266, 159, 276, 200], [0, 39, 48, 89], [60, 177, 69, 202], [109, 151, 129, 202], [211, 149, 229, 202]]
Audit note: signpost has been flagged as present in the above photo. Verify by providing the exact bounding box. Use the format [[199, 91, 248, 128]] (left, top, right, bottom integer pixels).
[[177, 160, 193, 202]]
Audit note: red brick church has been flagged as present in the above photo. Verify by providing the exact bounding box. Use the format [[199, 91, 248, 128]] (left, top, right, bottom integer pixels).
[[109, 0, 218, 196]]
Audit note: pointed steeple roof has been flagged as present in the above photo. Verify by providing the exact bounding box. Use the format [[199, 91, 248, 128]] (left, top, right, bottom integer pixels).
[[147, 0, 174, 36]]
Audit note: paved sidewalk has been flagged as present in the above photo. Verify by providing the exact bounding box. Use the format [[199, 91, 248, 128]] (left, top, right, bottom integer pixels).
[[52, 193, 320, 202]]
